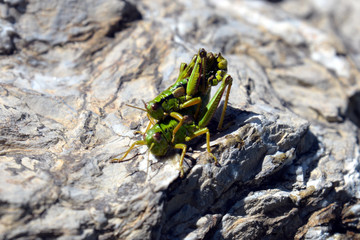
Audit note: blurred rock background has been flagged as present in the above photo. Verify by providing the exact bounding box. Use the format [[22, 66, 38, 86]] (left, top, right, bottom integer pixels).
[[0, 0, 359, 239]]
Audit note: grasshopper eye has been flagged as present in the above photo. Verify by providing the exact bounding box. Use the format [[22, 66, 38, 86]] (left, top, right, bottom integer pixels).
[[151, 102, 160, 111], [153, 132, 162, 142]]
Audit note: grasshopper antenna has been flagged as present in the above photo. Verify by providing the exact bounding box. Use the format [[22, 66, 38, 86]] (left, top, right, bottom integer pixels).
[[125, 103, 147, 112], [141, 99, 147, 109]]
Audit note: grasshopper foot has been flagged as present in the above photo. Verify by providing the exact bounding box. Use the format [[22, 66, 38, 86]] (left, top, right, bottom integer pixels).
[[180, 168, 185, 178], [208, 152, 217, 165]]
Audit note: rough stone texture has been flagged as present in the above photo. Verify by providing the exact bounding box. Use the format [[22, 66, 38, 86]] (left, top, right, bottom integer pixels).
[[0, 0, 359, 239]]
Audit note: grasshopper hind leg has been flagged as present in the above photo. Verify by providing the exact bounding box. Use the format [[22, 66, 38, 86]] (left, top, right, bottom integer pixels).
[[198, 74, 233, 131], [217, 75, 232, 130]]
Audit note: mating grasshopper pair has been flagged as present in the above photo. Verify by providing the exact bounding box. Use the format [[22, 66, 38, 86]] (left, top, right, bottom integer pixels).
[[113, 49, 232, 177]]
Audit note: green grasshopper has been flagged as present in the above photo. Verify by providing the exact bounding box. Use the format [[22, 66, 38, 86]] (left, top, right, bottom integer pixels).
[[137, 49, 229, 141], [113, 69, 233, 177]]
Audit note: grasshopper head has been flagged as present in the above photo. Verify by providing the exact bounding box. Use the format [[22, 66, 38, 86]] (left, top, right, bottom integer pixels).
[[145, 100, 165, 120], [145, 124, 168, 156]]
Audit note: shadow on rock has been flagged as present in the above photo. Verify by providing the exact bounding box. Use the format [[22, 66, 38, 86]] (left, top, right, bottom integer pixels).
[[345, 91, 360, 128], [154, 104, 325, 239]]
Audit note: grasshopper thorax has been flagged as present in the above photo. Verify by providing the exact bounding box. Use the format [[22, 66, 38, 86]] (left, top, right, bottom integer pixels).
[[146, 81, 187, 120]]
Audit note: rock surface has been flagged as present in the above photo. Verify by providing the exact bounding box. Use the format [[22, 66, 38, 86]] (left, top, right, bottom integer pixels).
[[0, 0, 359, 239]]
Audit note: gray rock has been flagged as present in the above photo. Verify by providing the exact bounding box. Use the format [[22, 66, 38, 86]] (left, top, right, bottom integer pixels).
[[0, 0, 359, 239], [0, 19, 17, 54]]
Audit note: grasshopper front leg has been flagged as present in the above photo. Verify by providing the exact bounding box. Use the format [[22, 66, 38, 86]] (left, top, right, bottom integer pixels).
[[169, 97, 202, 142], [111, 140, 146, 162], [174, 143, 187, 177], [174, 126, 217, 178], [185, 127, 217, 164], [134, 113, 157, 135]]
